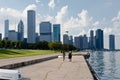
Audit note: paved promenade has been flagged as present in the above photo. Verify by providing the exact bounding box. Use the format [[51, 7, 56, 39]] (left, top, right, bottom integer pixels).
[[19, 54, 93, 80]]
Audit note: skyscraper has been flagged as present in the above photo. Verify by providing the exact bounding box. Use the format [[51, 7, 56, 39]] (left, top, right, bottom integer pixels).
[[83, 34, 88, 49], [18, 20, 24, 41], [95, 29, 104, 50], [8, 30, 18, 42], [4, 19, 9, 39], [74, 36, 80, 49], [40, 22, 52, 42], [69, 35, 73, 45], [79, 35, 83, 50], [109, 34, 115, 50], [0, 33, 2, 40], [63, 34, 69, 44], [53, 24, 60, 42], [27, 10, 36, 43], [89, 30, 94, 49]]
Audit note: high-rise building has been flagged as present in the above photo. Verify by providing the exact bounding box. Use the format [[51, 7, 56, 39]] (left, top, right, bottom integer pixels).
[[0, 33, 2, 40], [4, 19, 9, 39], [74, 36, 80, 49], [53, 24, 60, 42], [27, 10, 36, 43], [40, 22, 52, 42], [63, 34, 69, 44], [8, 30, 18, 42], [109, 34, 115, 50], [83, 34, 88, 49], [79, 35, 83, 50], [69, 35, 73, 45], [95, 29, 104, 50], [89, 30, 94, 49], [36, 33, 39, 43], [18, 20, 24, 41]]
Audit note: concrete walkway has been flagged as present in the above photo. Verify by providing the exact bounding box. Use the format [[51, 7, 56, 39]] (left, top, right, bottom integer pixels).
[[19, 55, 94, 80]]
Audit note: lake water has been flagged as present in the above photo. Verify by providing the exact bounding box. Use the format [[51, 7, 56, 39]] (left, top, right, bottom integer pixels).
[[88, 51, 120, 80]]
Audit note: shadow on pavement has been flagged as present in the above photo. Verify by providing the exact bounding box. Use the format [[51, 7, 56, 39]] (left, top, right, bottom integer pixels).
[[22, 77, 31, 80]]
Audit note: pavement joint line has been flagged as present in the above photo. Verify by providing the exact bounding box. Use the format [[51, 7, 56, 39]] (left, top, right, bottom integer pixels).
[[43, 71, 53, 80], [58, 62, 64, 70], [44, 61, 64, 80]]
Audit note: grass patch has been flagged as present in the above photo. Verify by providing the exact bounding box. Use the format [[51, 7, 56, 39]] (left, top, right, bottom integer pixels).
[[0, 49, 58, 59]]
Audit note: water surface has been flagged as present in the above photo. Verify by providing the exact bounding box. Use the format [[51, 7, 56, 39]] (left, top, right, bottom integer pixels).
[[88, 51, 120, 80]]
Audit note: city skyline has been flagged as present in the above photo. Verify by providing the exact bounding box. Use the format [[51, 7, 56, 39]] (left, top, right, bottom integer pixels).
[[0, 0, 120, 49]]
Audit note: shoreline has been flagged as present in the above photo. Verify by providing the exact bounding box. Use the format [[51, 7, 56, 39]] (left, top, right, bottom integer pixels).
[[84, 55, 99, 80]]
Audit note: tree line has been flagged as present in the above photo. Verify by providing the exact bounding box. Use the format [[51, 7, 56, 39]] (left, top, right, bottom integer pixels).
[[0, 39, 76, 51]]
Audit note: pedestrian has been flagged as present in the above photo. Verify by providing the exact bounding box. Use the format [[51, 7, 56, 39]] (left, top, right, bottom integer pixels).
[[68, 51, 72, 62], [63, 51, 66, 61]]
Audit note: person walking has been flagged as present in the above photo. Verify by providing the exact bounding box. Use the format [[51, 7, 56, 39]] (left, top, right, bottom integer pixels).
[[68, 51, 72, 62], [63, 51, 66, 61]]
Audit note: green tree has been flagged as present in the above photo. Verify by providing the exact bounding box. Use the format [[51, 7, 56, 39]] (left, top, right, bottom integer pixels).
[[48, 42, 62, 50], [1, 39, 7, 48], [0, 40, 2, 48]]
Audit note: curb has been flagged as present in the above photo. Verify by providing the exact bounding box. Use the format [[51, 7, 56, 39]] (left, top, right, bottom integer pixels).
[[84, 56, 100, 80], [0, 55, 58, 69]]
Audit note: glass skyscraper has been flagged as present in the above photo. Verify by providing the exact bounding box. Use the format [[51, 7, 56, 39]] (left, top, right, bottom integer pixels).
[[53, 24, 60, 42], [4, 19, 9, 39], [89, 30, 94, 49], [27, 10, 36, 43], [95, 29, 104, 50], [8, 30, 18, 42], [63, 34, 69, 44], [40, 22, 52, 42], [109, 34, 115, 50], [69, 35, 73, 45], [18, 20, 24, 41]]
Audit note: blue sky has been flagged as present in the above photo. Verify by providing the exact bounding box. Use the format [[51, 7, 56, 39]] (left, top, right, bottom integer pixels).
[[0, 0, 120, 49]]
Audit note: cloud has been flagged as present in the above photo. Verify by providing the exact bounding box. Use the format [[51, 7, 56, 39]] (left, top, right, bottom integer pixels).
[[111, 11, 120, 35], [55, 5, 68, 23], [22, 4, 37, 18], [48, 0, 55, 9], [93, 21, 100, 27], [35, 0, 40, 3], [111, 11, 120, 49], [0, 8, 21, 18], [63, 9, 93, 36], [77, 9, 91, 27], [104, 27, 112, 35]]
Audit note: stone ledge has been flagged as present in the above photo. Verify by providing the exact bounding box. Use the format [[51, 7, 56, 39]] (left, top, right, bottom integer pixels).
[[0, 55, 58, 69]]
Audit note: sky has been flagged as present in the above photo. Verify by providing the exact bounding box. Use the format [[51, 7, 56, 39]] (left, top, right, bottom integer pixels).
[[0, 0, 120, 49]]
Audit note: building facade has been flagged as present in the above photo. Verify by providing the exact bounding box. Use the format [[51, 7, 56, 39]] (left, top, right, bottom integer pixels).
[[40, 22, 52, 42], [89, 30, 94, 49], [27, 10, 36, 43], [53, 24, 60, 42], [74, 36, 80, 49], [95, 29, 104, 50], [4, 19, 9, 39], [8, 30, 18, 42], [0, 33, 2, 40], [109, 34, 115, 50], [18, 20, 24, 41], [63, 34, 69, 44], [83, 34, 88, 49], [69, 35, 73, 45]]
